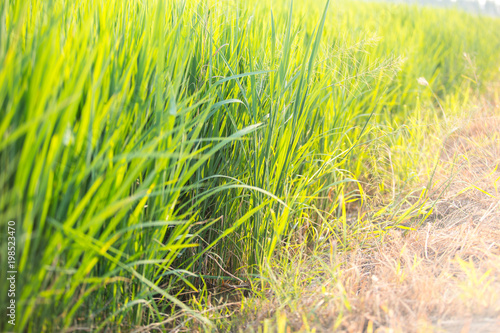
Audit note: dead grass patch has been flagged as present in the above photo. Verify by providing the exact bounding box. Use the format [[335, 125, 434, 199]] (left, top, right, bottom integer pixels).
[[233, 96, 500, 332]]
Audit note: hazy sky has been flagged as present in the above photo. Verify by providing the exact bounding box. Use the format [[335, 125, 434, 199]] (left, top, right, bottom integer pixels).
[[411, 0, 500, 7], [452, 0, 500, 4]]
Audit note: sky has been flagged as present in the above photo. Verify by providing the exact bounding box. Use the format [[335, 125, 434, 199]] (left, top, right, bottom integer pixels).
[[451, 0, 500, 4]]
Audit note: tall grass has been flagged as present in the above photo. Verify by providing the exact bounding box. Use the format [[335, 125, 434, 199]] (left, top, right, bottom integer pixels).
[[1, 0, 499, 331]]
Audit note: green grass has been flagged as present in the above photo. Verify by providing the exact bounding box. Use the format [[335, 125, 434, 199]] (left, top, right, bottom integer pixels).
[[1, 0, 499, 331]]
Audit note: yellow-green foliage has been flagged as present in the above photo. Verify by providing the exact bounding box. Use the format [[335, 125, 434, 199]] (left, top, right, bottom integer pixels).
[[0, 0, 499, 331]]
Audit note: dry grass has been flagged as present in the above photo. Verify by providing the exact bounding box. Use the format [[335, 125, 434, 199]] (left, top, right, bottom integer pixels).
[[233, 92, 500, 333]]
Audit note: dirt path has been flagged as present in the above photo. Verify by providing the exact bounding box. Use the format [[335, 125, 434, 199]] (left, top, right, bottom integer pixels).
[[335, 111, 500, 332], [358, 113, 500, 332], [234, 101, 500, 332], [422, 114, 500, 332]]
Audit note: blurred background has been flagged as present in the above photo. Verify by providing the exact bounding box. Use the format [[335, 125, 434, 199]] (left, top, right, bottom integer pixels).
[[373, 0, 500, 16]]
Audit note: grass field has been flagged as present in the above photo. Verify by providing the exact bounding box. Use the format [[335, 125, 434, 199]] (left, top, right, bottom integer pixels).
[[1, 0, 500, 331]]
